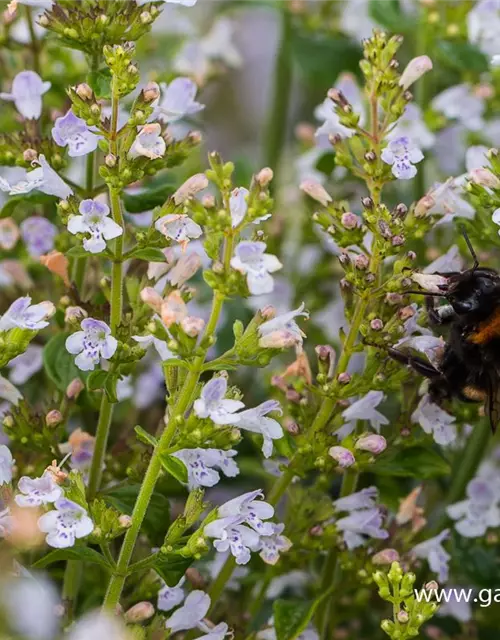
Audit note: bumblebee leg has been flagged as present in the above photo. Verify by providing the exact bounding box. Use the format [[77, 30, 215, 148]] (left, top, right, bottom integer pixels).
[[425, 296, 456, 326], [376, 344, 442, 379]]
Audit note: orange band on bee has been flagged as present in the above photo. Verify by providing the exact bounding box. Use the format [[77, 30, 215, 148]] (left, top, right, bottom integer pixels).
[[468, 307, 500, 344]]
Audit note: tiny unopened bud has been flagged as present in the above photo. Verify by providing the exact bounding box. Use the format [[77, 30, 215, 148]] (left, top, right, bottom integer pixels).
[[46, 410, 63, 427], [372, 548, 400, 565], [356, 434, 387, 454], [140, 10, 153, 24], [119, 515, 132, 528], [202, 194, 215, 208], [256, 167, 273, 187], [370, 318, 384, 331], [140, 287, 163, 313], [124, 602, 155, 624], [309, 524, 324, 537], [23, 148, 38, 163], [407, 250, 417, 261], [181, 315, 205, 337], [105, 153, 117, 168], [329, 446, 355, 468], [143, 81, 160, 103], [392, 234, 405, 246], [378, 220, 392, 239], [364, 150, 376, 163], [188, 131, 202, 145], [338, 252, 350, 267], [399, 55, 433, 90], [355, 254, 369, 270], [300, 179, 332, 207], [386, 292, 403, 305], [39, 14, 49, 26], [341, 211, 359, 230], [173, 173, 209, 205], [338, 372, 351, 384], [66, 378, 84, 399], [127, 64, 139, 76], [399, 305, 415, 320], [425, 580, 439, 591], [397, 610, 409, 624], [361, 196, 374, 209], [90, 104, 100, 116], [470, 167, 500, 188], [329, 133, 342, 146], [327, 88, 349, 107], [393, 203, 408, 219], [259, 305, 276, 321], [295, 122, 315, 144], [75, 83, 93, 101], [65, 306, 88, 323]]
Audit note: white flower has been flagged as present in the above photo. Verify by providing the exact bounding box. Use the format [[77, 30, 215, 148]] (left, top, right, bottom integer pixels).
[[258, 303, 308, 349], [432, 84, 485, 131], [340, 0, 376, 40], [133, 333, 177, 361], [388, 104, 435, 150], [0, 296, 54, 331], [412, 529, 451, 582], [66, 611, 129, 640], [129, 123, 166, 159], [155, 214, 202, 250], [259, 522, 292, 565], [381, 136, 424, 179], [0, 375, 22, 406], [65, 318, 118, 372], [337, 391, 388, 439], [157, 577, 185, 612], [165, 590, 210, 633], [8, 344, 43, 385], [37, 498, 93, 548], [231, 241, 282, 296], [193, 377, 244, 425], [315, 73, 364, 140], [172, 448, 239, 488], [424, 179, 475, 223], [333, 487, 387, 549], [411, 394, 457, 446], [234, 400, 283, 458], [218, 489, 275, 535], [204, 516, 261, 565], [156, 77, 204, 124], [0, 445, 13, 485], [492, 54, 500, 67], [491, 207, 500, 234], [0, 71, 50, 119], [399, 55, 433, 90], [467, 0, 500, 57], [230, 187, 249, 227], [52, 110, 99, 157], [68, 199, 123, 254], [447, 478, 500, 537], [0, 155, 73, 200], [15, 472, 62, 507]]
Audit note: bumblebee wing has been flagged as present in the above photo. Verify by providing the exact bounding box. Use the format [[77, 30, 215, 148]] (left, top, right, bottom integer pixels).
[[487, 369, 500, 434]]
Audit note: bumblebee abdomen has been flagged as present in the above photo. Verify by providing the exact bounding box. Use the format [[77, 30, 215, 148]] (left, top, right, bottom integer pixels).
[[467, 306, 500, 345]]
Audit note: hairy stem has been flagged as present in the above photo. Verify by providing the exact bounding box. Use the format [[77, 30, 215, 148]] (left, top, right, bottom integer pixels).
[[62, 560, 82, 622]]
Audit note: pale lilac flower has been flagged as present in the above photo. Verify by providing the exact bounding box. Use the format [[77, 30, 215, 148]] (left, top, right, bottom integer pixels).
[[20, 217, 57, 257], [412, 394, 457, 446], [388, 104, 435, 150], [0, 296, 54, 331], [68, 199, 123, 255], [258, 303, 308, 349], [235, 400, 283, 458], [0, 375, 22, 406], [193, 377, 244, 425], [230, 187, 249, 227], [198, 17, 241, 67], [412, 529, 451, 582], [8, 345, 43, 385], [423, 244, 463, 274], [0, 445, 13, 485], [14, 472, 62, 507], [399, 56, 433, 90], [218, 489, 274, 535], [424, 179, 475, 223], [155, 214, 202, 248], [0, 71, 50, 120], [51, 110, 99, 157], [172, 448, 239, 488], [437, 587, 473, 622], [467, 0, 500, 57], [329, 446, 355, 468], [156, 78, 204, 124], [432, 84, 485, 131], [133, 333, 177, 362], [340, 0, 376, 39], [335, 508, 389, 549], [129, 123, 166, 159], [447, 478, 500, 537], [65, 318, 118, 371], [333, 487, 378, 512], [37, 498, 93, 548], [259, 523, 292, 565], [165, 590, 210, 633], [0, 155, 73, 200], [230, 241, 282, 296], [338, 391, 388, 439], [157, 577, 185, 612], [204, 516, 261, 565], [491, 207, 500, 234], [66, 611, 129, 640], [266, 570, 310, 598], [395, 335, 445, 370], [315, 73, 364, 140], [381, 136, 423, 179], [197, 622, 232, 640]]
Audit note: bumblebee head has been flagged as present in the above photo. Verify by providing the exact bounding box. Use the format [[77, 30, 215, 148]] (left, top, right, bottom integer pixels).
[[446, 268, 500, 315]]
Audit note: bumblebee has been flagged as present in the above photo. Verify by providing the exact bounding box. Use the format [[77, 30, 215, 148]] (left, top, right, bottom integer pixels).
[[384, 230, 500, 432]]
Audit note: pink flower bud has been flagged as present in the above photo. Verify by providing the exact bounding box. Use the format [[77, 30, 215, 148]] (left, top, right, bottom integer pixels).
[[75, 83, 93, 100], [255, 167, 274, 187], [372, 548, 400, 565], [140, 287, 163, 313], [259, 329, 298, 349], [105, 153, 117, 167], [355, 254, 369, 270], [259, 305, 276, 321], [300, 179, 332, 207], [181, 315, 205, 337], [173, 173, 209, 205], [202, 194, 215, 208], [45, 410, 63, 427], [119, 515, 132, 528], [64, 306, 87, 324], [355, 434, 387, 454], [397, 611, 409, 624], [23, 148, 38, 163], [143, 81, 160, 103], [328, 446, 355, 468], [414, 194, 435, 217], [168, 253, 201, 287], [469, 168, 500, 188], [66, 378, 85, 399], [370, 319, 384, 331], [338, 372, 351, 384], [341, 212, 360, 230], [398, 305, 415, 320], [124, 602, 155, 624], [161, 290, 188, 327], [399, 55, 433, 90]]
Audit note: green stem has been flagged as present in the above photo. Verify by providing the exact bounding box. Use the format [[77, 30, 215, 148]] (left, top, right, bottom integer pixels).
[[62, 560, 82, 621], [87, 394, 113, 500], [263, 8, 293, 179], [207, 556, 237, 615]]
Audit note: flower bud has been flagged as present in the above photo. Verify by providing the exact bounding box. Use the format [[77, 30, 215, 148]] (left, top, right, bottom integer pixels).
[[327, 88, 349, 107], [161, 290, 187, 327], [45, 410, 63, 427], [399, 305, 415, 320], [361, 196, 373, 209], [341, 212, 359, 230], [284, 419, 300, 435], [414, 194, 435, 217], [105, 153, 117, 168], [370, 318, 383, 331], [185, 567, 206, 589], [140, 10, 153, 25], [300, 179, 332, 207], [124, 602, 155, 624], [399, 55, 433, 90], [255, 167, 274, 187], [469, 167, 500, 188], [328, 446, 355, 468], [181, 315, 205, 337], [119, 515, 132, 528], [259, 305, 276, 321], [355, 434, 387, 454], [338, 372, 351, 384], [40, 251, 70, 287], [392, 234, 405, 246], [167, 253, 201, 287], [64, 306, 88, 324], [66, 378, 85, 399], [372, 548, 400, 565], [425, 580, 439, 591], [75, 83, 93, 101], [143, 81, 160, 103], [202, 194, 215, 208], [355, 254, 369, 270], [23, 148, 38, 163], [140, 287, 163, 313], [173, 173, 209, 205], [0, 218, 19, 251], [188, 130, 202, 145], [397, 610, 409, 624]]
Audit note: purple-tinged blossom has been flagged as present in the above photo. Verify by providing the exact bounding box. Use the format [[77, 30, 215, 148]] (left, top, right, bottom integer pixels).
[[155, 214, 202, 249], [388, 104, 435, 150], [447, 478, 500, 537], [355, 434, 387, 454], [65, 318, 118, 371], [258, 303, 308, 349], [412, 529, 451, 582], [0, 155, 72, 200], [467, 0, 500, 58], [37, 498, 93, 548], [51, 110, 99, 157], [432, 84, 485, 131], [20, 216, 57, 257], [0, 445, 13, 485], [0, 374, 22, 406], [412, 394, 457, 446], [314, 73, 364, 140], [204, 516, 261, 565], [156, 77, 204, 124], [14, 472, 62, 507], [335, 507, 389, 549], [234, 400, 283, 458], [230, 241, 282, 296], [8, 344, 43, 385], [395, 335, 445, 370], [133, 333, 177, 361], [329, 446, 355, 468], [165, 590, 210, 634], [0, 296, 54, 331], [197, 622, 232, 640], [337, 391, 388, 439], [0, 71, 50, 120], [381, 136, 423, 179], [230, 187, 249, 227], [259, 522, 292, 565], [172, 448, 239, 489], [129, 123, 166, 159], [67, 199, 123, 254], [194, 377, 244, 425], [0, 218, 19, 250], [218, 489, 275, 535], [157, 577, 185, 612], [399, 55, 433, 90], [333, 487, 378, 512]]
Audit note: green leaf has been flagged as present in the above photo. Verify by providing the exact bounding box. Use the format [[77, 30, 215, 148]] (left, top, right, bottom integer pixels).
[[87, 369, 108, 392], [128, 247, 167, 262], [43, 333, 85, 392], [159, 453, 188, 484], [103, 484, 170, 545], [315, 152, 336, 177], [88, 68, 112, 100], [1, 192, 55, 218], [152, 552, 193, 587], [371, 446, 450, 479], [123, 182, 177, 213], [104, 374, 119, 403], [66, 245, 93, 258], [436, 41, 489, 73], [33, 546, 111, 570], [369, 0, 413, 33], [134, 425, 158, 447], [273, 598, 322, 640]]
